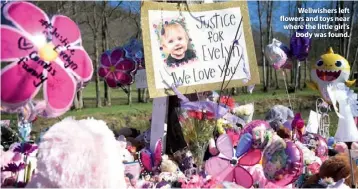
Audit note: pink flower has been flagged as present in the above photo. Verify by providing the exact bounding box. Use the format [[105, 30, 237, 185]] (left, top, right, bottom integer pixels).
[[307, 162, 320, 174], [1, 2, 93, 117], [98, 48, 136, 87]]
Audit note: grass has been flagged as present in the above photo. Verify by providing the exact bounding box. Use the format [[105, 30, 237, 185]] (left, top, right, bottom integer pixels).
[[2, 65, 357, 139]]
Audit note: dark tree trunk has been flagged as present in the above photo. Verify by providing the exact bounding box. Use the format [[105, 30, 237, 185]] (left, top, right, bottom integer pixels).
[[127, 85, 132, 105], [257, 1, 267, 92]]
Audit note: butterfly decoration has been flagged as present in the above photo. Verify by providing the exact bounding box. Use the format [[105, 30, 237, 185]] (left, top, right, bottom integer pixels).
[[205, 134, 261, 188], [139, 138, 163, 176]]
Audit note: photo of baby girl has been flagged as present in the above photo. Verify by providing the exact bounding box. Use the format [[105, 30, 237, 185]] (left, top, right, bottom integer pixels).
[[158, 20, 197, 68]]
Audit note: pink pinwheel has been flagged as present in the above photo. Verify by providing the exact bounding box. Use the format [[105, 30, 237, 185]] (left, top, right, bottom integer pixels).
[[99, 48, 136, 87], [205, 134, 261, 188], [1, 2, 93, 117]]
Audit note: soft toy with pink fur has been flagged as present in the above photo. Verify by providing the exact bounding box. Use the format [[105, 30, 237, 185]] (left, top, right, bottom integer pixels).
[[26, 117, 127, 188]]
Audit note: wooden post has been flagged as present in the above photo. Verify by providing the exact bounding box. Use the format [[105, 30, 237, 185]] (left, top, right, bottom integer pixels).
[[150, 97, 169, 153], [346, 142, 356, 188]]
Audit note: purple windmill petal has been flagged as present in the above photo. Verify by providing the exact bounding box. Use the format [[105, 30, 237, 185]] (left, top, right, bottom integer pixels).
[[115, 59, 136, 72], [98, 67, 110, 78], [111, 48, 125, 65], [114, 72, 133, 86], [100, 53, 111, 67], [105, 73, 118, 88]]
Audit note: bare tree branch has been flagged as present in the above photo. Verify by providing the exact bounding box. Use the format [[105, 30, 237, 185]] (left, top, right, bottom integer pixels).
[[86, 14, 95, 32], [108, 1, 123, 17]]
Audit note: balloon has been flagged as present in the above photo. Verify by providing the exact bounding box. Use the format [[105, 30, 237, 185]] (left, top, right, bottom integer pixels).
[[241, 120, 271, 136], [265, 39, 291, 70], [1, 2, 93, 118], [236, 133, 253, 157], [241, 120, 271, 149], [290, 28, 311, 61], [283, 120, 292, 131], [262, 139, 303, 186], [291, 113, 305, 140], [327, 137, 335, 148], [123, 38, 145, 68], [301, 132, 328, 162]]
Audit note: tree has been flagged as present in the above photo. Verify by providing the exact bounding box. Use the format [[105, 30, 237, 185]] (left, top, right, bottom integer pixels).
[[257, 1, 268, 92], [303, 1, 307, 88], [102, 1, 111, 106], [266, 1, 273, 89], [86, 2, 102, 108], [294, 0, 302, 91], [101, 1, 122, 106], [346, 1, 355, 60]]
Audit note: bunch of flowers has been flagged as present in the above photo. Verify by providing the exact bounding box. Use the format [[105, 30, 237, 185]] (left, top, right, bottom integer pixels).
[[1, 142, 38, 188], [177, 108, 216, 170], [232, 103, 254, 123], [218, 96, 236, 111]]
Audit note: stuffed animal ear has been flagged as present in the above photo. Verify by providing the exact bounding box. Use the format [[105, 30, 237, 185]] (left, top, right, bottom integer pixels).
[[117, 135, 127, 149]]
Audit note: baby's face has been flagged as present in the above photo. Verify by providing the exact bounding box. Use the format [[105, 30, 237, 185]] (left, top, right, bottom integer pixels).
[[162, 26, 188, 59]]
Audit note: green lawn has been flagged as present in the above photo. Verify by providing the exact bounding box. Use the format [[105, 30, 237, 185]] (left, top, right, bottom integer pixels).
[[2, 65, 357, 139]]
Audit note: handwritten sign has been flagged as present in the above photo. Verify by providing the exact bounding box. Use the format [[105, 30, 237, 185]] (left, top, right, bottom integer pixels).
[[14, 18, 82, 89], [141, 1, 259, 98], [135, 69, 148, 89]]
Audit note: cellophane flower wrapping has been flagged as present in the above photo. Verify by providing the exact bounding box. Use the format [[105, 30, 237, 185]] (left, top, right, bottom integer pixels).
[[177, 108, 215, 171]]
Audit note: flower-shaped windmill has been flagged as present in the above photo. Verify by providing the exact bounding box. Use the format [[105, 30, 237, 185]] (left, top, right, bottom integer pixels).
[[1, 2, 93, 117], [99, 48, 136, 88], [205, 134, 261, 188]]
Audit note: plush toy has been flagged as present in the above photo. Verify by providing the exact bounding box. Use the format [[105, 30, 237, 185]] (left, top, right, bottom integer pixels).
[[276, 126, 292, 139], [160, 155, 179, 173], [265, 105, 294, 131], [303, 154, 358, 187], [117, 135, 135, 162], [135, 128, 151, 148], [26, 117, 127, 188]]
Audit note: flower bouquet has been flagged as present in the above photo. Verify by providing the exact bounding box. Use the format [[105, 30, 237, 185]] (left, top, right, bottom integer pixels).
[[233, 103, 254, 123], [177, 108, 216, 171]]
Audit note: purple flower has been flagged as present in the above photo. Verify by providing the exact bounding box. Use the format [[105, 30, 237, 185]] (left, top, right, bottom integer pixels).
[[13, 142, 38, 156], [156, 181, 169, 188], [1, 162, 26, 173], [12, 152, 22, 162], [142, 183, 152, 188]]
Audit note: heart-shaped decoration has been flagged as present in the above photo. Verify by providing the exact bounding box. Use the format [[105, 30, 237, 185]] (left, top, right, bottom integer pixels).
[[18, 36, 34, 50]]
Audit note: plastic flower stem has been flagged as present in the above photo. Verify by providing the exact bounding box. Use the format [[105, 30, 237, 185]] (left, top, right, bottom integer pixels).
[[25, 161, 32, 183]]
